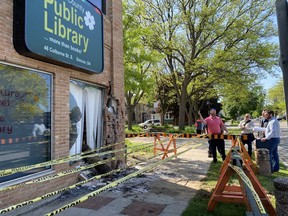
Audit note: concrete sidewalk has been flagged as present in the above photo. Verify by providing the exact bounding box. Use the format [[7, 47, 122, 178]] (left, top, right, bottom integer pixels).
[[56, 142, 211, 216]]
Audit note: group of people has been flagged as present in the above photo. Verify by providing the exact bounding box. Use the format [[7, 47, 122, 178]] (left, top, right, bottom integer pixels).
[[197, 108, 281, 173]]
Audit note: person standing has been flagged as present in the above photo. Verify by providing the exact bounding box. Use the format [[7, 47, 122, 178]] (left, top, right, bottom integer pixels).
[[195, 119, 204, 135], [239, 114, 255, 157], [258, 109, 269, 138], [260, 109, 281, 173], [198, 109, 228, 163], [32, 118, 49, 140]]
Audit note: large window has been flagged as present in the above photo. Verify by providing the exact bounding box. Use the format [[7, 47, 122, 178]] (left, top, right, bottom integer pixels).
[[69, 80, 104, 155], [0, 62, 52, 184]]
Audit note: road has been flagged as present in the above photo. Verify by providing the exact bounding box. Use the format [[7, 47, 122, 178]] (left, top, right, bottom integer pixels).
[[279, 121, 288, 167]]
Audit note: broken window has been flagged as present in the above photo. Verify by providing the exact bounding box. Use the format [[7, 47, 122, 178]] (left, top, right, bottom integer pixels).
[[69, 80, 104, 155]]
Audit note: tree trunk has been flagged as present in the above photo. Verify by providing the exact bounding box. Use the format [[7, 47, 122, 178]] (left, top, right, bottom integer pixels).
[[178, 89, 187, 130], [127, 107, 133, 130], [188, 109, 193, 126], [160, 111, 165, 125]]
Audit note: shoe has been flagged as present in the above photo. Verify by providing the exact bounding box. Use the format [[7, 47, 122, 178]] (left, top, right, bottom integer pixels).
[[213, 158, 218, 163], [222, 155, 226, 161], [208, 151, 213, 158]]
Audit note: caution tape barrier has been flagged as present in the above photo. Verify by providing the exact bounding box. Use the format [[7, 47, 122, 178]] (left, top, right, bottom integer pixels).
[[126, 133, 243, 140], [229, 164, 266, 214], [0, 141, 200, 214], [0, 142, 121, 177], [0, 141, 172, 214], [0, 140, 152, 177], [0, 169, 119, 214], [45, 143, 203, 216], [0, 141, 157, 192], [0, 157, 118, 192], [1, 133, 243, 177]]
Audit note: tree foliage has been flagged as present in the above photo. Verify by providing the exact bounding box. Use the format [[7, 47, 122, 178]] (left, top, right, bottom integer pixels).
[[267, 79, 286, 116], [140, 0, 278, 129], [123, 0, 163, 129], [220, 81, 266, 119]]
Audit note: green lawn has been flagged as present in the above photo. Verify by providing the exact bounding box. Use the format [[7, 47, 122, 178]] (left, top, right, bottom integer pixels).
[[182, 159, 288, 216]]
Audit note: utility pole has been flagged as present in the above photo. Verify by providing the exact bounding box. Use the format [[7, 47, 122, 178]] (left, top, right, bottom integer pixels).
[[276, 0, 288, 124]]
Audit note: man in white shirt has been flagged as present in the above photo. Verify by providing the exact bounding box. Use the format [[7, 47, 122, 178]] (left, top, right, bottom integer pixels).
[[259, 110, 281, 173], [32, 118, 49, 139]]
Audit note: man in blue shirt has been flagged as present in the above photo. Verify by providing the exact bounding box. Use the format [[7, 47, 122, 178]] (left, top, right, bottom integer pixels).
[[260, 109, 281, 172]]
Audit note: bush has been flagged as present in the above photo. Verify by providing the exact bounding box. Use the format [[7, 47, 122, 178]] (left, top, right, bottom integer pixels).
[[125, 125, 143, 134], [125, 124, 196, 134], [183, 126, 196, 134]]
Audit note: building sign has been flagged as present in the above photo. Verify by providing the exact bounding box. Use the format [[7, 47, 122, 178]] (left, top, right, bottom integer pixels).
[[13, 0, 104, 73]]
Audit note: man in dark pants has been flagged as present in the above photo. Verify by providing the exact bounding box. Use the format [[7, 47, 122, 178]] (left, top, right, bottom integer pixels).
[[257, 110, 281, 173], [198, 109, 228, 163]]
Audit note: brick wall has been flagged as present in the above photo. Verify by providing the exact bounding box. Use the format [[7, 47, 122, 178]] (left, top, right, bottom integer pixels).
[[0, 0, 124, 208]]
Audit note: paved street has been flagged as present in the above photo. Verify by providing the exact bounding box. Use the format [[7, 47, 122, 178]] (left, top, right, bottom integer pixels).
[[279, 121, 288, 167]]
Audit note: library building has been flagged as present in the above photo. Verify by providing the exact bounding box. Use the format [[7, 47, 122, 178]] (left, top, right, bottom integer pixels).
[[0, 0, 125, 208]]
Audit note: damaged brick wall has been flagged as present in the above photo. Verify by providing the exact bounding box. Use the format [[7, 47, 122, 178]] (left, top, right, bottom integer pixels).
[[105, 97, 126, 167]]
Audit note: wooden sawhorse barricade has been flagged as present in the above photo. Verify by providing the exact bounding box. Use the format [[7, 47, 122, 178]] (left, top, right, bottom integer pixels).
[[153, 133, 177, 159], [207, 137, 276, 216]]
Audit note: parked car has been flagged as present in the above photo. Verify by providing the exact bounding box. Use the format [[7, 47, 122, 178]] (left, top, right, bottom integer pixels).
[[277, 115, 286, 121], [138, 119, 161, 129]]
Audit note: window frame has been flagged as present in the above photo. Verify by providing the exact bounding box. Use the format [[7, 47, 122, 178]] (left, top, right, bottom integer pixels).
[[0, 61, 54, 188], [69, 79, 105, 154]]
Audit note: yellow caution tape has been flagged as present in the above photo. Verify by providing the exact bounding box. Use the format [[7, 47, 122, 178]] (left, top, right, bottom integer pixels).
[[0, 140, 200, 214], [0, 142, 165, 214], [0, 142, 157, 192], [0, 141, 150, 177], [0, 169, 119, 214], [126, 133, 241, 140], [0, 133, 238, 177], [0, 157, 118, 192], [228, 164, 266, 214], [1, 133, 241, 177]]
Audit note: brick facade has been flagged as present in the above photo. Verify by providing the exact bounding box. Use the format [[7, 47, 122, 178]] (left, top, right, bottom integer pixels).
[[0, 0, 124, 208]]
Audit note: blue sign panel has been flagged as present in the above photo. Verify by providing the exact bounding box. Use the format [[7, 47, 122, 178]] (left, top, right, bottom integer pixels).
[[14, 0, 104, 73]]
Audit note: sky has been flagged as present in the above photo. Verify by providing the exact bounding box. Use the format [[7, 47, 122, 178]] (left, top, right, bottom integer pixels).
[[260, 14, 282, 92], [260, 72, 282, 91]]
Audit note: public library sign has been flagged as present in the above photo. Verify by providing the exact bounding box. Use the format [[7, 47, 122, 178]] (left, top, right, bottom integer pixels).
[[13, 0, 104, 73]]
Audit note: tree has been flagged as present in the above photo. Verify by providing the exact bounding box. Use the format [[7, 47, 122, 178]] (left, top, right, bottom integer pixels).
[[267, 79, 286, 116], [141, 0, 278, 130], [186, 73, 218, 125], [152, 66, 177, 124], [123, 0, 162, 130], [220, 81, 266, 119]]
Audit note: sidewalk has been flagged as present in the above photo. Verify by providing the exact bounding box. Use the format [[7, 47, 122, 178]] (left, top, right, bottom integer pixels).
[[57, 141, 211, 216], [8, 139, 210, 216]]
